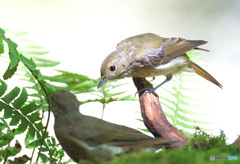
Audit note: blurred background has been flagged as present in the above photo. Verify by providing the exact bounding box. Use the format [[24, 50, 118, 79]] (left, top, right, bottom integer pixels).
[[1, 0, 240, 161]]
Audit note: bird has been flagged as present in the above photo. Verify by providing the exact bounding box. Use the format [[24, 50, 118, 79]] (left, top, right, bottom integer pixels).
[[50, 90, 174, 162], [98, 33, 222, 92]]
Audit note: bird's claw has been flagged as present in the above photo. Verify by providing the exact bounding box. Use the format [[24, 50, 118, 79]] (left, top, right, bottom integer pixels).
[[135, 88, 159, 98]]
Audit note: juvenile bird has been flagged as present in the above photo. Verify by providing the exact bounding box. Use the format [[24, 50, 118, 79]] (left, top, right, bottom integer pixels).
[[50, 90, 173, 162], [98, 33, 222, 91]]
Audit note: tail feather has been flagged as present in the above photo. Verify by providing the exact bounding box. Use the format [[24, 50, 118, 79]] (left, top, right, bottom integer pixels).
[[189, 61, 223, 88]]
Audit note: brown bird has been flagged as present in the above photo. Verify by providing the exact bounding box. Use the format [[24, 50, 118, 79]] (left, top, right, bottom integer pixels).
[[98, 33, 222, 91], [50, 90, 173, 162]]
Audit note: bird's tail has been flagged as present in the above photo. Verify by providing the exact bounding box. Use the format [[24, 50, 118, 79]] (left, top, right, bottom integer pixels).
[[189, 61, 223, 88]]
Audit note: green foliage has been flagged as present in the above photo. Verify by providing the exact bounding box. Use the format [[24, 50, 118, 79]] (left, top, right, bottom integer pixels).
[[0, 28, 136, 163], [0, 29, 61, 163], [183, 129, 227, 151], [44, 71, 137, 118]]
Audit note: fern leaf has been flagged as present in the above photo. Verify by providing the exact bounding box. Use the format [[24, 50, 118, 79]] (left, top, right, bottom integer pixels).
[[28, 112, 40, 123], [14, 117, 28, 135], [0, 79, 7, 97], [26, 139, 42, 148], [40, 153, 48, 163], [3, 63, 19, 80], [25, 125, 36, 145], [2, 37, 20, 80], [19, 54, 37, 70], [35, 122, 44, 131], [21, 102, 39, 115], [31, 56, 60, 67], [2, 87, 20, 104], [20, 50, 49, 56], [0, 36, 4, 54], [12, 87, 28, 109], [3, 103, 13, 119], [176, 114, 210, 124], [117, 95, 138, 101], [9, 112, 21, 126]]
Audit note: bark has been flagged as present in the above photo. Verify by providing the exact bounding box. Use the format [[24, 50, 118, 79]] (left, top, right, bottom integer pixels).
[[232, 136, 240, 146]]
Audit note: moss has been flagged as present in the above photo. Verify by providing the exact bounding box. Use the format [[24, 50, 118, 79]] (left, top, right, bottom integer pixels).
[[105, 130, 240, 164]]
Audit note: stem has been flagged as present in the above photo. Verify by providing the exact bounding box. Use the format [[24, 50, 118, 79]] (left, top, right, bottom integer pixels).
[[35, 85, 51, 163], [20, 61, 52, 163], [29, 148, 35, 164], [3, 145, 9, 164], [0, 119, 12, 164], [0, 100, 40, 134]]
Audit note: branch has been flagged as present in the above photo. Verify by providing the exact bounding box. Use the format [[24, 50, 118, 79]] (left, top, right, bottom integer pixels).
[[132, 77, 188, 148]]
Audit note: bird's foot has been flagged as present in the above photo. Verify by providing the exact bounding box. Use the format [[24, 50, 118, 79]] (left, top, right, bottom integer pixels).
[[135, 87, 159, 98]]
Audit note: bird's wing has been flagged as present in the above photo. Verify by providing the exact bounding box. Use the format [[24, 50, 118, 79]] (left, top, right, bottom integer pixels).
[[139, 37, 207, 67], [161, 37, 207, 57], [70, 115, 155, 146]]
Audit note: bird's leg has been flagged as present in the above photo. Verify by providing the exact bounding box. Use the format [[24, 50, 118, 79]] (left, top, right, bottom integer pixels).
[[135, 74, 172, 97], [149, 74, 172, 92]]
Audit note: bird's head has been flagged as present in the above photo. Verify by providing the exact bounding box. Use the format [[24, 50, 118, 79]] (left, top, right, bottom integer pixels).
[[98, 33, 162, 89], [50, 90, 80, 117], [98, 51, 122, 88]]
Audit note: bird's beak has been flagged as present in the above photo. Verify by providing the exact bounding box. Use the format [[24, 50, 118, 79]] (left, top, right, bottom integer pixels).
[[97, 77, 109, 89]]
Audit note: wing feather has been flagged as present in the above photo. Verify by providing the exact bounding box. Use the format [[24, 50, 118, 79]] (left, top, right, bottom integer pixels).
[[140, 37, 207, 67]]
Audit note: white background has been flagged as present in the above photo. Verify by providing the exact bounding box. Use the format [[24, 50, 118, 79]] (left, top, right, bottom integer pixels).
[[1, 0, 240, 162]]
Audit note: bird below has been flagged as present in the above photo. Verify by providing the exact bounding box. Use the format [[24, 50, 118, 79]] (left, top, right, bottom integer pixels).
[[98, 33, 222, 91], [50, 90, 174, 162]]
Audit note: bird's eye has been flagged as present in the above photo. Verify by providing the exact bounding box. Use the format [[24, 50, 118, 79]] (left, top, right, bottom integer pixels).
[[109, 65, 116, 72]]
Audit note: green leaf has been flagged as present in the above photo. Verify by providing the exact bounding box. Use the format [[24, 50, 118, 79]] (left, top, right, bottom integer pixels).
[[8, 48, 20, 69], [3, 62, 18, 80], [0, 101, 5, 111], [0, 37, 4, 54], [118, 95, 138, 101], [9, 112, 21, 126], [28, 112, 40, 123], [25, 126, 36, 145], [21, 102, 39, 115], [176, 114, 210, 124], [19, 54, 36, 70], [51, 136, 56, 146], [26, 139, 42, 148], [35, 122, 44, 131], [8, 30, 28, 36], [14, 117, 29, 134], [0, 79, 7, 97], [3, 104, 13, 119], [2, 87, 20, 103], [21, 50, 49, 55], [49, 147, 56, 156], [12, 88, 28, 109], [0, 28, 5, 35], [1, 37, 20, 79], [138, 128, 150, 133], [40, 153, 48, 163], [31, 56, 60, 67], [56, 149, 64, 158], [175, 120, 195, 129]]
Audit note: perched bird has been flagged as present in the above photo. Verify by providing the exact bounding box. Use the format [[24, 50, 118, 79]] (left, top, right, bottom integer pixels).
[[50, 90, 173, 162], [98, 33, 222, 91]]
